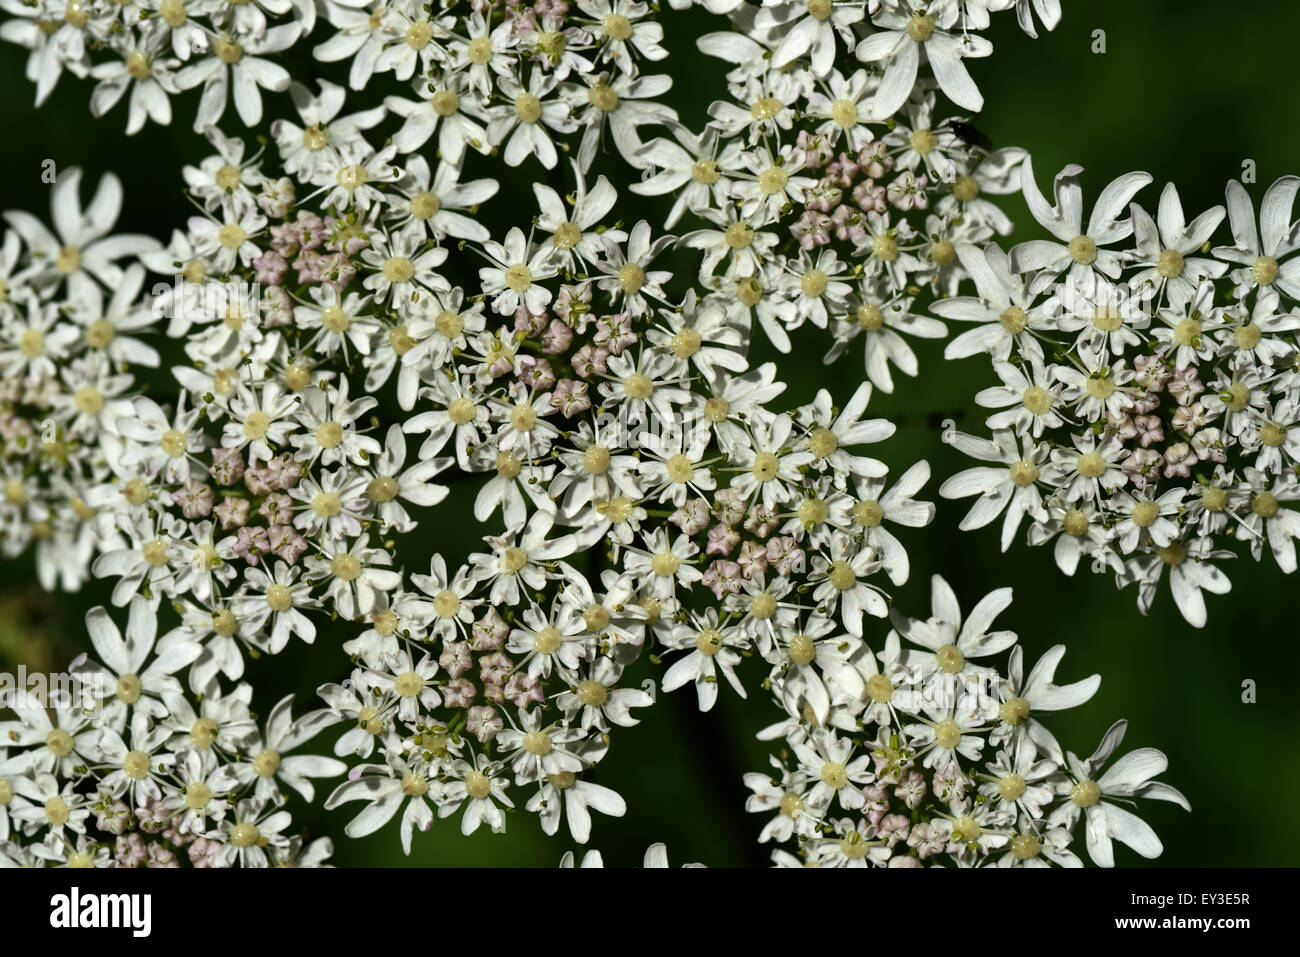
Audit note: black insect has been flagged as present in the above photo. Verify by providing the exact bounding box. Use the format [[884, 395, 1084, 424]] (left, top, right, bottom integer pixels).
[[941, 119, 993, 154]]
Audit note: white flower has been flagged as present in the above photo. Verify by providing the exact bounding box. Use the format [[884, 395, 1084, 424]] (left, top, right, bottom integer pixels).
[[270, 79, 386, 179], [534, 169, 625, 269], [3, 168, 157, 299], [75, 598, 198, 727], [527, 769, 627, 844], [940, 430, 1049, 550], [441, 753, 513, 835], [88, 31, 179, 134], [308, 537, 402, 620], [855, 1, 992, 116], [895, 575, 1018, 682], [1212, 175, 1300, 298], [1124, 536, 1232, 628], [1010, 159, 1152, 283], [1128, 181, 1227, 308], [478, 226, 558, 316], [935, 242, 1051, 362], [760, 0, 864, 77], [1051, 720, 1189, 867], [175, 26, 298, 131], [487, 69, 577, 170], [660, 609, 749, 711]]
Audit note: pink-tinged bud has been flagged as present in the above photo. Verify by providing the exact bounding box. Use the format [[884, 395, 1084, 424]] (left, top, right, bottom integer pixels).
[[669, 498, 710, 535], [571, 344, 609, 378], [253, 251, 288, 286], [439, 640, 473, 679], [214, 496, 251, 530], [504, 671, 545, 708], [441, 676, 477, 709], [513, 307, 549, 337], [736, 539, 770, 578], [171, 480, 214, 519], [467, 705, 503, 743], [244, 466, 276, 497], [517, 355, 556, 391], [258, 491, 293, 524], [701, 557, 743, 597], [233, 525, 271, 564], [268, 524, 308, 564], [540, 318, 574, 354], [477, 650, 513, 686], [209, 446, 246, 486], [550, 378, 592, 417]]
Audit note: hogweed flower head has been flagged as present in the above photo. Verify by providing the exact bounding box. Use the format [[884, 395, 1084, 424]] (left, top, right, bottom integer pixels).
[[940, 164, 1300, 627], [0, 0, 1184, 866]]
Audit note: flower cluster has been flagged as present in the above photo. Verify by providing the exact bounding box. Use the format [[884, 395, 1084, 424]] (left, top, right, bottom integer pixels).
[[0, 0, 1185, 867], [0, 170, 160, 591], [938, 165, 1300, 627], [745, 576, 1186, 867], [1, 0, 1060, 138], [0, 599, 336, 867]]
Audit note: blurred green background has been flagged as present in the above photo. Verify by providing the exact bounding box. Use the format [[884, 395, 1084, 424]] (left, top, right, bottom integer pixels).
[[2, 0, 1299, 866]]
